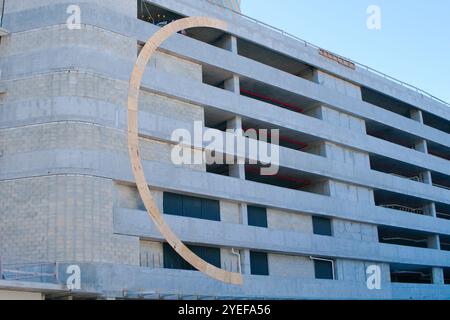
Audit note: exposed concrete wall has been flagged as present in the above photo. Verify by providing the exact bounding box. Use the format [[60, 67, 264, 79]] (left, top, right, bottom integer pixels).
[[0, 175, 139, 265], [314, 70, 362, 100], [115, 183, 146, 211], [0, 25, 136, 59], [0, 122, 205, 172], [139, 240, 163, 268], [221, 248, 240, 273], [1, 0, 447, 299], [307, 71, 383, 283], [220, 200, 240, 224], [267, 208, 312, 233], [0, 290, 44, 300], [333, 219, 378, 242], [139, 241, 241, 274], [149, 50, 203, 82], [268, 254, 314, 279], [4, 0, 137, 17]]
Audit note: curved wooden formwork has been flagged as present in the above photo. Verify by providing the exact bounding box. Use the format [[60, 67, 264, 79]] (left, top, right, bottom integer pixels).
[[127, 17, 243, 285]]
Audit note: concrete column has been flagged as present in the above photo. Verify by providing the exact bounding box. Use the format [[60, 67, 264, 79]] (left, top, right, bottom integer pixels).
[[410, 109, 424, 123], [420, 170, 432, 184], [238, 203, 251, 275], [424, 202, 437, 218], [227, 116, 245, 178], [412, 110, 444, 283], [414, 140, 429, 154], [410, 110, 429, 153], [428, 235, 441, 250], [428, 225, 443, 285], [215, 35, 238, 54], [224, 83, 250, 274], [432, 267, 445, 285], [224, 75, 240, 94]]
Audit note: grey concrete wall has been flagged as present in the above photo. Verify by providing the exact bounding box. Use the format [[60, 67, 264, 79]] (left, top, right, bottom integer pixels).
[[0, 0, 448, 300]]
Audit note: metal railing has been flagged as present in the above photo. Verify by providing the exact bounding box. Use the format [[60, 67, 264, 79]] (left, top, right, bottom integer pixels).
[[206, 0, 450, 107], [0, 258, 59, 283], [390, 173, 421, 182], [380, 204, 425, 215], [433, 183, 450, 191]]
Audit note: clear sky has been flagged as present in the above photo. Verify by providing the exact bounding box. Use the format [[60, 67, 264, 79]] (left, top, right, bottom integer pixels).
[[241, 0, 450, 104]]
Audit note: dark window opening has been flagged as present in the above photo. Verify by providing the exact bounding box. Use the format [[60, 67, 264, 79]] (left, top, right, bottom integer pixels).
[[163, 243, 221, 270], [247, 206, 268, 228], [390, 264, 432, 284], [436, 203, 450, 221], [361, 87, 415, 118], [206, 163, 231, 177], [138, 0, 184, 26], [163, 192, 220, 221], [250, 251, 269, 276], [444, 268, 450, 285], [314, 259, 335, 280], [245, 165, 329, 196], [428, 141, 450, 162], [423, 111, 450, 135], [378, 226, 431, 249], [440, 236, 450, 252], [239, 77, 317, 116], [366, 120, 418, 150], [374, 189, 429, 216], [312, 216, 332, 236], [369, 154, 425, 184], [237, 38, 316, 81], [431, 172, 450, 191]]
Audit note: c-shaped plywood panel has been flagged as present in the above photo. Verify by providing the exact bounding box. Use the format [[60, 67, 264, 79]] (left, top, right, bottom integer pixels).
[[127, 17, 243, 285]]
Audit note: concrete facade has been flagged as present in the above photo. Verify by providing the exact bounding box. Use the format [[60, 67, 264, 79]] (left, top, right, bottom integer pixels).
[[0, 0, 449, 300]]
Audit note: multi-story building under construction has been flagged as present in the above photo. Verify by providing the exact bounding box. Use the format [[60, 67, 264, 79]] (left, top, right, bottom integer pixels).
[[0, 0, 450, 300]]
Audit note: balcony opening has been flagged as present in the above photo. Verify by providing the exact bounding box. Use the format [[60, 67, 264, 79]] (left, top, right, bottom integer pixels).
[[390, 264, 432, 284], [241, 119, 327, 157], [441, 235, 450, 252], [369, 154, 425, 183], [366, 120, 420, 150], [444, 268, 450, 285], [374, 189, 431, 216], [204, 112, 327, 158], [436, 203, 450, 221], [236, 38, 316, 81], [239, 77, 317, 115], [138, 1, 184, 26], [202, 63, 236, 90], [361, 87, 415, 118], [245, 164, 328, 195], [206, 163, 231, 177], [428, 141, 450, 162], [138, 1, 229, 48], [422, 111, 450, 135], [431, 172, 450, 191], [378, 226, 431, 249]]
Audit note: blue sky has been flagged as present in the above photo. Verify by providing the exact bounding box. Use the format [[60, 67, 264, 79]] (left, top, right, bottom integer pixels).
[[241, 0, 450, 103]]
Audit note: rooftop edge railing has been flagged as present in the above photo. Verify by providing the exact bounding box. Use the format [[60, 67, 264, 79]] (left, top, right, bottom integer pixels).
[[205, 0, 450, 108]]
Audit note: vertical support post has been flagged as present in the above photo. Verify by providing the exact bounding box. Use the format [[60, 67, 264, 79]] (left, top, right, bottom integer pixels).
[[411, 109, 444, 284]]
